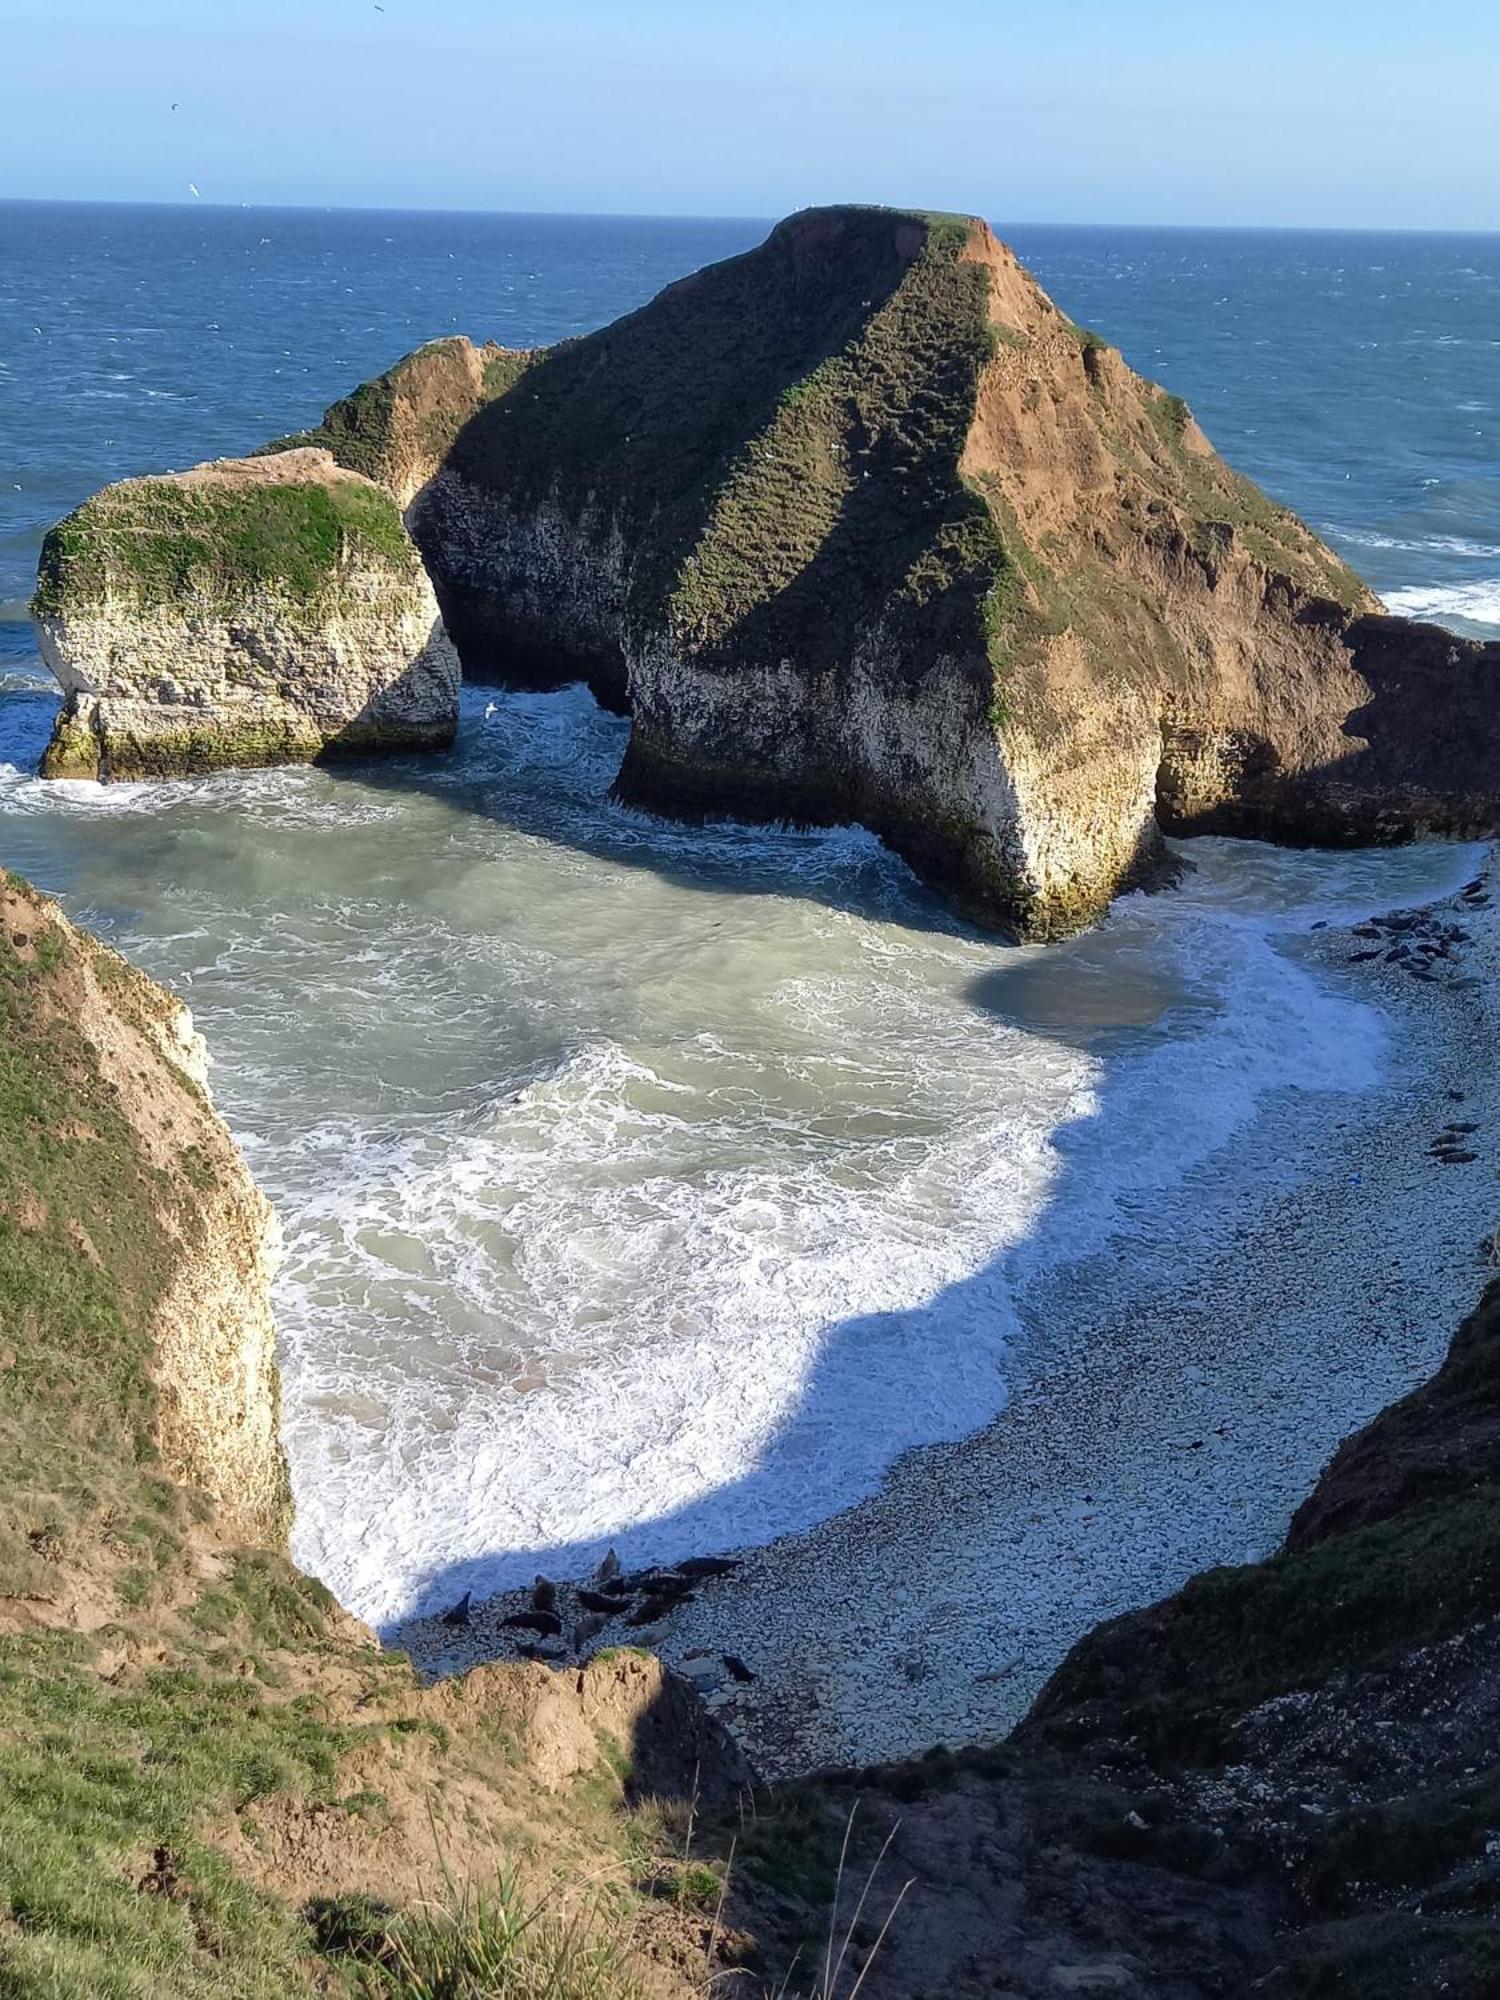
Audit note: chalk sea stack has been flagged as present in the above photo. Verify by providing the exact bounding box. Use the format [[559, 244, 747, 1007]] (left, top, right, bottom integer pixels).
[[277, 204, 1496, 938], [34, 207, 1500, 932], [33, 449, 458, 781]]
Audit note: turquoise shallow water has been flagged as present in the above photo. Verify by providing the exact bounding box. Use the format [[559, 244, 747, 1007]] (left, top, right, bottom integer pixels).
[[0, 206, 1494, 1624]]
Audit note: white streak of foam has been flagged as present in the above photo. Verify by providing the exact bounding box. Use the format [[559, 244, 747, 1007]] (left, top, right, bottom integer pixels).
[[1382, 580, 1500, 629]]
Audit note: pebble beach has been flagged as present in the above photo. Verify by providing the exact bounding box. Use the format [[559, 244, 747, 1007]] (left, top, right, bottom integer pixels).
[[403, 854, 1500, 1777]]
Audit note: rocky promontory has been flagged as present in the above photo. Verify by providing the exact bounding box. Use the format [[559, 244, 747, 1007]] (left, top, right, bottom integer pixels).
[[33, 449, 458, 781], [37, 209, 1500, 923], [0, 870, 289, 1582], [262, 205, 1500, 937]]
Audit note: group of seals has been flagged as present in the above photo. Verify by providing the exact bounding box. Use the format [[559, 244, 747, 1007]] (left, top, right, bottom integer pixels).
[[433, 1548, 745, 1668], [1347, 884, 1485, 987]]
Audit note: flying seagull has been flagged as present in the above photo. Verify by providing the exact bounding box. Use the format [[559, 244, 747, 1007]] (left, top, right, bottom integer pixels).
[[187, 183, 201, 199]]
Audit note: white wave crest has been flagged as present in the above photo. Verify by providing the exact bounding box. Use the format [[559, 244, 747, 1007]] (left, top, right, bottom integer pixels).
[[1382, 580, 1500, 630]]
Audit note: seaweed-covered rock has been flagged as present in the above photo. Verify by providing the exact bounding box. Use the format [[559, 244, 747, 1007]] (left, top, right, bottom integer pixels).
[[33, 448, 458, 781]]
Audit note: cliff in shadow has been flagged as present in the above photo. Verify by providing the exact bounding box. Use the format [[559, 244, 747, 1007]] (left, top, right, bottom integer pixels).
[[714, 1280, 1500, 1998], [0, 873, 748, 1998]]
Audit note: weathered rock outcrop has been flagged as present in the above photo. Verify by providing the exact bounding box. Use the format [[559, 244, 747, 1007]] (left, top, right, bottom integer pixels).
[[33, 449, 458, 781], [290, 205, 1500, 938], [262, 334, 535, 509], [724, 1280, 1500, 1997], [0, 872, 748, 1996]]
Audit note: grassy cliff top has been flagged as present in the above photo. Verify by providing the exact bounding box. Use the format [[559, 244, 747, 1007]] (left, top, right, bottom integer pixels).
[[425, 202, 1367, 705], [32, 454, 418, 619], [438, 205, 1005, 673]]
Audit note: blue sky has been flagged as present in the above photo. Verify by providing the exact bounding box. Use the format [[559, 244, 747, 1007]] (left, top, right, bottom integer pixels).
[[5, 0, 1498, 228]]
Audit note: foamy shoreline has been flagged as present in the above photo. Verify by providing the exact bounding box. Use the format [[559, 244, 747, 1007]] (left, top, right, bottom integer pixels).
[[403, 850, 1500, 1778]]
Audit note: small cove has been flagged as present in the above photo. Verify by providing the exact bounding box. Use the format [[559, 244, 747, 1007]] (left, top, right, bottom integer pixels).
[[1, 202, 1497, 1636], [0, 663, 1482, 1627]]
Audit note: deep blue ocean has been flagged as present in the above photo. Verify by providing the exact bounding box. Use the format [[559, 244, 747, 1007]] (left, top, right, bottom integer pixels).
[[0, 203, 1495, 1628], [2, 203, 1497, 636]]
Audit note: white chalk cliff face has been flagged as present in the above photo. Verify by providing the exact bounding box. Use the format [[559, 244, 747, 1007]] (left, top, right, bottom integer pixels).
[[33, 449, 458, 782]]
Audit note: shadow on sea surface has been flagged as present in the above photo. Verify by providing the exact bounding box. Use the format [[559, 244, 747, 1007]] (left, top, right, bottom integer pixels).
[[383, 906, 1330, 1642], [319, 694, 1193, 1638], [326, 694, 1010, 945], [388, 1105, 1087, 1635], [353, 687, 1463, 1649], [0, 650, 1405, 1657]]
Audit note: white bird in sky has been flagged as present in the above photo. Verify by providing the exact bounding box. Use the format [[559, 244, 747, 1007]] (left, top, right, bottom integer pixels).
[[187, 183, 201, 199]]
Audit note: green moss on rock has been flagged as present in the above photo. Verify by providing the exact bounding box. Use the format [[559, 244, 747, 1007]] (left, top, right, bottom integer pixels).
[[36, 697, 102, 779], [33, 473, 415, 621], [261, 336, 536, 496]]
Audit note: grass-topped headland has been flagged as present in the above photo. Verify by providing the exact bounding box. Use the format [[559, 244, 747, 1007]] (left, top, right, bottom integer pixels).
[[438, 205, 1005, 673], [392, 201, 1431, 936]]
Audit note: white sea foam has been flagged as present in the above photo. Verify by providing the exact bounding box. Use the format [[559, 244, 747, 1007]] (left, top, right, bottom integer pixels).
[[1382, 580, 1500, 629], [1335, 529, 1500, 560], [271, 814, 1480, 1629], [0, 671, 1484, 1631]]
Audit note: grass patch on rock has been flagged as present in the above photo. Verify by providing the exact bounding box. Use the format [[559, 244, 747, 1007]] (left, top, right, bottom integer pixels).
[[33, 475, 415, 620]]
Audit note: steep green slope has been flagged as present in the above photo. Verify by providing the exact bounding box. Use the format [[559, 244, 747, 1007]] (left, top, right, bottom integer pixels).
[[0, 877, 742, 2000]]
